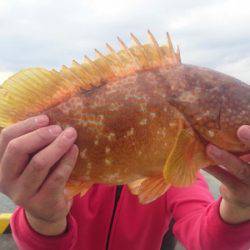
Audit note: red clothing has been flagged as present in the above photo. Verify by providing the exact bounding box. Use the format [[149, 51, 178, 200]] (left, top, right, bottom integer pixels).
[[11, 174, 250, 250]]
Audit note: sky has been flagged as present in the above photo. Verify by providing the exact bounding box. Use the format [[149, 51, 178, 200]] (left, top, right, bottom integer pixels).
[[0, 0, 250, 84]]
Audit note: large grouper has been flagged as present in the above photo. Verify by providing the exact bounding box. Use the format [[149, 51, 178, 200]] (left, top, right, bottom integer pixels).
[[0, 31, 249, 204]]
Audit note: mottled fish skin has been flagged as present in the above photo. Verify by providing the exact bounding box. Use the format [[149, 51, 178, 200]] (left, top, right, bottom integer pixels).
[[164, 64, 250, 152], [45, 64, 250, 186], [1, 32, 249, 202], [45, 68, 186, 185]]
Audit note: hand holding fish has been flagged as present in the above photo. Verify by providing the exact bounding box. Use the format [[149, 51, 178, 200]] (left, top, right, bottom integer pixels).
[[0, 115, 79, 235], [0, 32, 250, 211], [206, 125, 250, 224]]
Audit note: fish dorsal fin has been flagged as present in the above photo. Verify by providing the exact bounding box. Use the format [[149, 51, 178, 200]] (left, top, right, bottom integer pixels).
[[0, 31, 181, 127], [163, 128, 211, 186], [128, 175, 170, 204]]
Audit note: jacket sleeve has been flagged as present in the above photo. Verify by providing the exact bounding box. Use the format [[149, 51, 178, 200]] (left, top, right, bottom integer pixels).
[[166, 173, 250, 250], [10, 207, 78, 250]]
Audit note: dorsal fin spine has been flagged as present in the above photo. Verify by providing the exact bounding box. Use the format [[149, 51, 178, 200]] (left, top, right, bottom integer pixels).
[[94, 49, 117, 78], [60, 65, 85, 89], [106, 43, 116, 53], [105, 42, 127, 75], [147, 30, 163, 64], [0, 31, 181, 127], [130, 33, 149, 69], [117, 36, 141, 70], [60, 64, 91, 89], [72, 61, 99, 87], [84, 55, 106, 79], [167, 32, 175, 55]]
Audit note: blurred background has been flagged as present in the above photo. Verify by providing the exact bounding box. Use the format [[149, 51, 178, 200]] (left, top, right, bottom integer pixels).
[[0, 0, 249, 249]]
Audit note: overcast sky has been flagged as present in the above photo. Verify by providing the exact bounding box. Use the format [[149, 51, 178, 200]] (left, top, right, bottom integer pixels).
[[0, 0, 249, 84]]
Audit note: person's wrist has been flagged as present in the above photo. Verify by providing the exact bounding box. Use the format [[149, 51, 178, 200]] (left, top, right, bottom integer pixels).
[[25, 211, 67, 236], [219, 199, 250, 224]]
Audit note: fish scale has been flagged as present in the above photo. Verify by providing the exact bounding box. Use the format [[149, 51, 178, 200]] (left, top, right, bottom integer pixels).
[[0, 31, 249, 204]]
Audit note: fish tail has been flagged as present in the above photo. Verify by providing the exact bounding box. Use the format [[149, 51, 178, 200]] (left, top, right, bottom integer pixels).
[[0, 68, 81, 127]]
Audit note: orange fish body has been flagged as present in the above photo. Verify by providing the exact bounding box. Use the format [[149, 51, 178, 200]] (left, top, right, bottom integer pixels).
[[0, 32, 249, 203]]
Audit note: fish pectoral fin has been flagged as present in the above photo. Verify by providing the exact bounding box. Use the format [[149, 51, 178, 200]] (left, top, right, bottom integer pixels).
[[128, 175, 170, 204], [163, 128, 210, 186], [65, 181, 93, 200]]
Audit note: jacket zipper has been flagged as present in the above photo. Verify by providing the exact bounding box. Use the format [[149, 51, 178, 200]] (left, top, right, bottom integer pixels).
[[105, 185, 123, 250]]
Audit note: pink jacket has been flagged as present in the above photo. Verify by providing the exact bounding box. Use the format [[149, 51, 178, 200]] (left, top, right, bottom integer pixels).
[[10, 174, 250, 250]]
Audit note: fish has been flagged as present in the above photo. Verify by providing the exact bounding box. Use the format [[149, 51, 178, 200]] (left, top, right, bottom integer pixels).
[[0, 31, 250, 204]]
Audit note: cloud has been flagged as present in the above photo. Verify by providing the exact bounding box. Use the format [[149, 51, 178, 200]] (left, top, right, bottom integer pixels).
[[216, 57, 250, 84], [0, 0, 249, 84]]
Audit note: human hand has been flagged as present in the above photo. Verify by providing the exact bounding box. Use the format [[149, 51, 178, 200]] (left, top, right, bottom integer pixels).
[[205, 125, 250, 224], [0, 115, 79, 235]]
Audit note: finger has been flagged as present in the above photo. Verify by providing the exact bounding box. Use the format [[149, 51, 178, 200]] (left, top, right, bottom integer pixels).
[[0, 115, 49, 158], [207, 145, 250, 184], [204, 165, 240, 190], [0, 125, 62, 179], [237, 125, 250, 147], [38, 145, 79, 198], [17, 128, 77, 197]]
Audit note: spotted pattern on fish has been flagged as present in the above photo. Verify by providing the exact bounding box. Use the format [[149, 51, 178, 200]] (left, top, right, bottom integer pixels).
[[0, 32, 249, 202]]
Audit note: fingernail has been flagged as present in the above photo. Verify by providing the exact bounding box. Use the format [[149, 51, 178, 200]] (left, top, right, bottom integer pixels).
[[238, 125, 250, 141], [63, 127, 77, 140], [49, 125, 62, 136], [208, 145, 221, 157], [34, 115, 49, 125]]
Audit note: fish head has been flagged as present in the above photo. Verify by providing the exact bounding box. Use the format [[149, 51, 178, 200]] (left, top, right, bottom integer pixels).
[[167, 64, 250, 153]]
